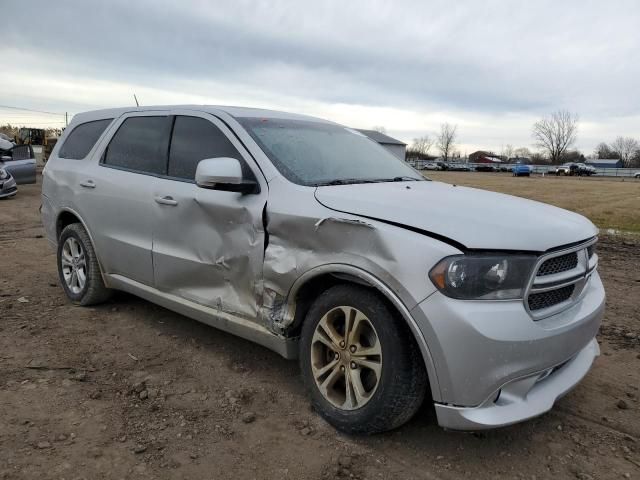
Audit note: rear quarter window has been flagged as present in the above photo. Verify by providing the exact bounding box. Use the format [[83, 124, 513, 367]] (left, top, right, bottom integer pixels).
[[58, 119, 113, 160]]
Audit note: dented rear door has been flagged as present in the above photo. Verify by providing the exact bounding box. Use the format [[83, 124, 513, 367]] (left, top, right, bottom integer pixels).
[[151, 112, 267, 319]]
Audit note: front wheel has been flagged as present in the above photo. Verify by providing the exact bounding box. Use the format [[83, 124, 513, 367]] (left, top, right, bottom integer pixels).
[[57, 223, 112, 306], [299, 285, 427, 434]]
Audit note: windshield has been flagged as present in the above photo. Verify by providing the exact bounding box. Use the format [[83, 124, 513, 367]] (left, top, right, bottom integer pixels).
[[237, 117, 423, 186]]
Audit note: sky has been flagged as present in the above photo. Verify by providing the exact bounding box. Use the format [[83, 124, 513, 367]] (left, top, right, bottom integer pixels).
[[1, 0, 639, 155]]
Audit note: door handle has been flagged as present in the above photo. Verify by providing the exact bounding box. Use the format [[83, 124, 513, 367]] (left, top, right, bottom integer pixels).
[[154, 195, 178, 206], [79, 179, 96, 188]]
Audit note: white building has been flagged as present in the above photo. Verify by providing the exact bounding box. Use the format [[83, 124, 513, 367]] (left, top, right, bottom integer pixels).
[[356, 129, 407, 161]]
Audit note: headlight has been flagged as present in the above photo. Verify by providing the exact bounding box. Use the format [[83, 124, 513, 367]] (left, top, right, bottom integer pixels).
[[0, 169, 7, 180], [429, 254, 537, 300]]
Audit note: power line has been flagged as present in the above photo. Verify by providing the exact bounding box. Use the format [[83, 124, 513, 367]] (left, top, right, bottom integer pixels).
[[0, 105, 66, 116]]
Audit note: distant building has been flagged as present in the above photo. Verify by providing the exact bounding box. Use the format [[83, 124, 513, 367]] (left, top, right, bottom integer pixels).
[[509, 157, 532, 164], [356, 129, 407, 161], [586, 159, 623, 168], [469, 150, 503, 163]]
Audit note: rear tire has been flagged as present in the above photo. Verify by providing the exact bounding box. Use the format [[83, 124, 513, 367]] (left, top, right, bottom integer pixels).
[[57, 223, 112, 306], [299, 285, 427, 434]]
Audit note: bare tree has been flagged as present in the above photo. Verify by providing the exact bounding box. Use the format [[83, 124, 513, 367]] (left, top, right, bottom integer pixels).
[[610, 136, 639, 167], [514, 147, 531, 158], [594, 142, 619, 159], [437, 123, 457, 161], [532, 110, 578, 164], [502, 144, 515, 161], [410, 135, 433, 157], [371, 126, 387, 134]]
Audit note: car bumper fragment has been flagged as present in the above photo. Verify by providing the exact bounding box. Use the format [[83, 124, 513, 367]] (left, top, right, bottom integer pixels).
[[433, 337, 599, 430]]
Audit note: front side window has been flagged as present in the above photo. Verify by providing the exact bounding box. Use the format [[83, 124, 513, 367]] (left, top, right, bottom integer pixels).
[[168, 116, 243, 180], [103, 116, 170, 175], [59, 119, 113, 160], [236, 117, 422, 186]]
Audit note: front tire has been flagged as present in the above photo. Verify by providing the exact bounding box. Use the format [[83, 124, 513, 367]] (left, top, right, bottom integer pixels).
[[57, 223, 111, 306], [299, 285, 427, 434]]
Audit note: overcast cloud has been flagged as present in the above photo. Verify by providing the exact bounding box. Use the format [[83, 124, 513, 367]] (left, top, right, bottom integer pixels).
[[1, 0, 639, 154]]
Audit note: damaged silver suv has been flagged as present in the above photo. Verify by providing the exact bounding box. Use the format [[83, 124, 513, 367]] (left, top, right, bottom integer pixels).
[[42, 106, 604, 433]]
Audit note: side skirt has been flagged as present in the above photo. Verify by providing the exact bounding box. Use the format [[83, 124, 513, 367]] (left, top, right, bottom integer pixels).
[[106, 274, 298, 359]]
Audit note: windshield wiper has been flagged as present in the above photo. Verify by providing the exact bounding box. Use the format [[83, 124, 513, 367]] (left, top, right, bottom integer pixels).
[[366, 176, 423, 183], [314, 176, 423, 186], [315, 178, 381, 186], [390, 176, 422, 182]]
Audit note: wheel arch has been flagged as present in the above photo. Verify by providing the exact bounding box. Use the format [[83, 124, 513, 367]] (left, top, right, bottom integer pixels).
[[55, 207, 108, 284], [283, 264, 442, 400]]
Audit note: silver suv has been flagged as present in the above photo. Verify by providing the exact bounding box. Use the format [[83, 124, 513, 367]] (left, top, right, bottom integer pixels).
[[42, 106, 605, 433]]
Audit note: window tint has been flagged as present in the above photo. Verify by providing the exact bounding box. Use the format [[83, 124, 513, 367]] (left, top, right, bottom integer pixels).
[[59, 119, 113, 160], [168, 116, 243, 180], [103, 116, 170, 175]]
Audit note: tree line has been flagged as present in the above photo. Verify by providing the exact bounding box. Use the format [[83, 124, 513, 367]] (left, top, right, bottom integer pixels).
[[0, 123, 63, 140], [403, 111, 640, 167], [406, 123, 459, 161]]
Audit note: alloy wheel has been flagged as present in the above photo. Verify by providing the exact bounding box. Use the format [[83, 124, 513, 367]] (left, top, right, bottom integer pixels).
[[61, 237, 87, 294], [310, 306, 382, 410]]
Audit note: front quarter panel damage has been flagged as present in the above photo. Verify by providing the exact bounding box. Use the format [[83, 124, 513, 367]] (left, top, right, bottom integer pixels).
[[259, 178, 460, 334]]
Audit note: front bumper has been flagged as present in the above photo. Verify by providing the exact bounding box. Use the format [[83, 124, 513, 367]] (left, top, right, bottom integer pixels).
[[434, 337, 599, 430], [411, 270, 605, 430], [0, 177, 17, 198]]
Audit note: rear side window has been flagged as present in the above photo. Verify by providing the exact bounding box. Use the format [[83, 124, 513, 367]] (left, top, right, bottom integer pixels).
[[168, 116, 243, 180], [59, 119, 113, 160], [103, 116, 170, 175]]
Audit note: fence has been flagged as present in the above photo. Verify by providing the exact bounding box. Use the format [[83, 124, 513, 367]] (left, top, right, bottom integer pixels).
[[529, 165, 638, 177], [406, 159, 639, 178]]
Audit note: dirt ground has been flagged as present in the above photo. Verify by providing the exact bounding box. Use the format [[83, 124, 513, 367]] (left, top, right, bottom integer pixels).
[[1, 179, 639, 480]]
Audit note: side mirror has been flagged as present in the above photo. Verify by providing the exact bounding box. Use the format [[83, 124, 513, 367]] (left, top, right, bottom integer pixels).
[[195, 157, 258, 194]]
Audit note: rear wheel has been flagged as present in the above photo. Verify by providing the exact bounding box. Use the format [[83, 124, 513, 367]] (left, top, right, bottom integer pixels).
[[299, 285, 427, 434], [57, 223, 112, 306]]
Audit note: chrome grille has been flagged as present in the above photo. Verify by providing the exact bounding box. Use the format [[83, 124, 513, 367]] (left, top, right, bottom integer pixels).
[[525, 238, 598, 320], [537, 252, 578, 276]]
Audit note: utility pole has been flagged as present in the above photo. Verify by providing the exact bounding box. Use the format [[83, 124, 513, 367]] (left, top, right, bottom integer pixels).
[[65, 112, 68, 127]]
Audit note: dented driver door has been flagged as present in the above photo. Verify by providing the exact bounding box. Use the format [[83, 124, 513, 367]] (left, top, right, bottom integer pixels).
[[151, 113, 267, 320]]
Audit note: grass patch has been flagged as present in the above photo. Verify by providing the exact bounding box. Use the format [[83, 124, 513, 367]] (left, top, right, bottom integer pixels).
[[425, 172, 640, 233]]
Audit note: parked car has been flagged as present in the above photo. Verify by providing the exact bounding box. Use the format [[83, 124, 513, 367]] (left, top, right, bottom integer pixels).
[[475, 164, 499, 172], [447, 163, 471, 171], [576, 163, 596, 176], [555, 162, 594, 177], [0, 167, 18, 198], [42, 106, 604, 434], [512, 164, 531, 177], [635, 172, 640, 178], [556, 163, 576, 175], [423, 162, 440, 171], [0, 144, 37, 184]]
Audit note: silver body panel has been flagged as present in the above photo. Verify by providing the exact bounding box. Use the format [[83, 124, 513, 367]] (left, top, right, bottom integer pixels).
[[0, 171, 17, 198], [41, 105, 605, 430]]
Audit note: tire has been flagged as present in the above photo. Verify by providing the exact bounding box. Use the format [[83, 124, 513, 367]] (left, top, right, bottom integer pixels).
[[57, 223, 112, 306], [299, 285, 427, 434]]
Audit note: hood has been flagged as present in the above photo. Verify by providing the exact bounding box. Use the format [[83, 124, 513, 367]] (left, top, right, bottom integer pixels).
[[0, 138, 14, 151], [314, 181, 597, 252]]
